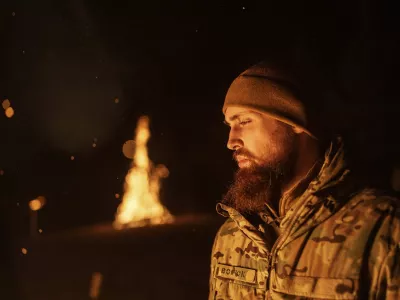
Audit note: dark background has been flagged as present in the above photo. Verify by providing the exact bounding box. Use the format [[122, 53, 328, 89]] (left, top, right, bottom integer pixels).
[[0, 1, 399, 294], [2, 0, 399, 235]]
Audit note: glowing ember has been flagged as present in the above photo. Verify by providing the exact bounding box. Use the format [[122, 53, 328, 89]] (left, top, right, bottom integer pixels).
[[5, 107, 14, 118], [29, 199, 42, 211], [29, 196, 46, 211], [113, 116, 173, 229], [21, 248, 28, 255]]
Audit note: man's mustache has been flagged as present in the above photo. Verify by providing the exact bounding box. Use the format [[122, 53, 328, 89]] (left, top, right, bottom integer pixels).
[[233, 149, 257, 162]]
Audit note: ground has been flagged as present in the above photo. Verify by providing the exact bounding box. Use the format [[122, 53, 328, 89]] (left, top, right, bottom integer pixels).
[[11, 214, 223, 300]]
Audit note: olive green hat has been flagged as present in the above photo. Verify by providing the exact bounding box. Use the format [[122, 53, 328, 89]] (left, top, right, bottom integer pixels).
[[223, 61, 317, 139]]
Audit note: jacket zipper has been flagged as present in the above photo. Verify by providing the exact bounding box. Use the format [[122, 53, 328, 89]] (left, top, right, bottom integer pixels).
[[265, 200, 307, 291]]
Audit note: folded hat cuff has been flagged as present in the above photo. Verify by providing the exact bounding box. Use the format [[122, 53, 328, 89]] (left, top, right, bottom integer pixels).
[[223, 103, 317, 139]]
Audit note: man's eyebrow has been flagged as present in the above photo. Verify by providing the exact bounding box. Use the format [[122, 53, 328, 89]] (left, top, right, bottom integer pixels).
[[224, 112, 255, 125], [224, 114, 240, 126]]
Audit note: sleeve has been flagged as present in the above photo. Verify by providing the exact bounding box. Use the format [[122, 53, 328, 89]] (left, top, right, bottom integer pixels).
[[370, 199, 400, 299]]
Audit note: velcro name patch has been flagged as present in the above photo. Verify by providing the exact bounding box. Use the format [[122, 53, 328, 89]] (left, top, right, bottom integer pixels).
[[214, 263, 257, 284]]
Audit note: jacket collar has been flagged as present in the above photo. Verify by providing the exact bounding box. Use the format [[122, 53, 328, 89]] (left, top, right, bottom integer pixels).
[[278, 136, 355, 244], [281, 135, 351, 219]]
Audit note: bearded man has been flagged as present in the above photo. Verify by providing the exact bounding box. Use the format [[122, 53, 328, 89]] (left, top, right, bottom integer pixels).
[[209, 61, 400, 299]]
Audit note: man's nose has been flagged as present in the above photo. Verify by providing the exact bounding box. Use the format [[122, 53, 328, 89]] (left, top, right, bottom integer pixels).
[[227, 130, 243, 150]]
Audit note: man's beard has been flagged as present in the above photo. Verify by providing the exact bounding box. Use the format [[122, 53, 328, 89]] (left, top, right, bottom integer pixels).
[[222, 146, 297, 215], [222, 164, 286, 215]]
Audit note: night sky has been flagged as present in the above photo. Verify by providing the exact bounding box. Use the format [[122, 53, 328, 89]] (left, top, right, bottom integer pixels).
[[1, 0, 399, 237]]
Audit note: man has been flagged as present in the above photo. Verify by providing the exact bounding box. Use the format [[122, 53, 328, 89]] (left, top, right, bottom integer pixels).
[[209, 61, 400, 299]]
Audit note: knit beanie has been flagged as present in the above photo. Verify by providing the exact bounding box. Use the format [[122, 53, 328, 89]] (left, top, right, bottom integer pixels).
[[223, 61, 323, 139]]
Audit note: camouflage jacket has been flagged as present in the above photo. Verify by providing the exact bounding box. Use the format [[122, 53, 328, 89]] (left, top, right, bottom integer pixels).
[[209, 138, 400, 299]]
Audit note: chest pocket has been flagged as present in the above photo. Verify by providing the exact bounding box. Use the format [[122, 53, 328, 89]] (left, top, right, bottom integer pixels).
[[270, 269, 358, 299], [211, 263, 267, 300]]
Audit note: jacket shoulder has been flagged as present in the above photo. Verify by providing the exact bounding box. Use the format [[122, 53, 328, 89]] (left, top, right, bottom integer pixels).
[[348, 188, 400, 243], [349, 189, 400, 298], [211, 216, 263, 260], [211, 218, 242, 253], [348, 187, 400, 210]]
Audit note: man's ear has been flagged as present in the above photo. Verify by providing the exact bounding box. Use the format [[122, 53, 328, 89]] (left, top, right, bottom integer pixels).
[[292, 125, 318, 140]]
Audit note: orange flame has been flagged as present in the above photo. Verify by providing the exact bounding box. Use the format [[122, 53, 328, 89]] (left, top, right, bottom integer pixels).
[[113, 116, 173, 229]]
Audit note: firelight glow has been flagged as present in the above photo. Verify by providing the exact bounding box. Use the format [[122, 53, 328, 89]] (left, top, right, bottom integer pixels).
[[113, 116, 173, 229]]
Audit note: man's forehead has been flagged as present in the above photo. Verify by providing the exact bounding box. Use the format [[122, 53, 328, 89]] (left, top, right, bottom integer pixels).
[[224, 107, 259, 122]]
